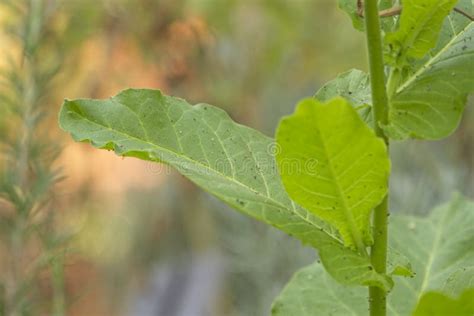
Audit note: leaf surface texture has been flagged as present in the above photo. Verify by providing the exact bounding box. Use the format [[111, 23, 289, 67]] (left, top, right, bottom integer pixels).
[[271, 196, 474, 315], [59, 89, 392, 290]]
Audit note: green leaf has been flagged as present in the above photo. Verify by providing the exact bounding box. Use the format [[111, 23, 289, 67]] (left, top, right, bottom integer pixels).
[[271, 196, 474, 316], [314, 69, 372, 125], [443, 267, 474, 297], [271, 262, 368, 316], [275, 98, 390, 250], [434, 0, 473, 56], [385, 22, 474, 140], [387, 247, 414, 278], [412, 289, 474, 316], [385, 0, 458, 67], [318, 241, 392, 290], [271, 249, 412, 316], [59, 88, 391, 290]]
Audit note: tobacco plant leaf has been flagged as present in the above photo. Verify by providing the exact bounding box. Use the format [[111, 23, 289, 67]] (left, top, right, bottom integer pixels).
[[384, 0, 458, 67], [271, 196, 474, 316], [385, 22, 474, 140], [314, 69, 372, 124], [271, 262, 367, 316], [387, 195, 474, 314], [275, 98, 390, 249], [270, 248, 413, 316], [442, 267, 474, 296], [382, 0, 474, 140], [58, 88, 392, 290], [434, 0, 473, 57], [412, 289, 474, 316]]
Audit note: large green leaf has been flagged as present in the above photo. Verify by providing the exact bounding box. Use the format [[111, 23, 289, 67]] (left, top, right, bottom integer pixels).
[[314, 69, 372, 125], [59, 88, 392, 290], [443, 266, 474, 296], [271, 262, 367, 316], [388, 195, 474, 314], [271, 196, 474, 315], [385, 0, 458, 67], [275, 98, 390, 250], [385, 21, 474, 140], [412, 289, 474, 316]]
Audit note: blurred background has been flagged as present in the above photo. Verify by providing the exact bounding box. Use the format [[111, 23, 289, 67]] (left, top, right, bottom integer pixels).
[[0, 0, 472, 315]]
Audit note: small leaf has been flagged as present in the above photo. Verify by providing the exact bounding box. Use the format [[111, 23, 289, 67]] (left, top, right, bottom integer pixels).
[[59, 89, 391, 290], [387, 247, 414, 277], [271, 196, 474, 316], [385, 0, 458, 67], [318, 241, 393, 290], [314, 69, 372, 125], [276, 98, 390, 250], [412, 289, 474, 316]]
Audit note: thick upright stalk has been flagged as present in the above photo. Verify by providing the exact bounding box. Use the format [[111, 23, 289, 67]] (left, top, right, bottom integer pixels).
[[363, 1, 390, 316]]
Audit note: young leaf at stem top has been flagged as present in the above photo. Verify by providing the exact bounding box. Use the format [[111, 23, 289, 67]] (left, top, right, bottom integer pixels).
[[330, 3, 474, 141], [382, 0, 474, 140], [384, 0, 458, 67], [275, 98, 390, 251]]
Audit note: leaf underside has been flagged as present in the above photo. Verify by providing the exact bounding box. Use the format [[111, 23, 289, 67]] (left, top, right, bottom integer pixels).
[[384, 1, 474, 139], [271, 196, 474, 316], [59, 88, 392, 290], [314, 69, 372, 125], [386, 22, 474, 140]]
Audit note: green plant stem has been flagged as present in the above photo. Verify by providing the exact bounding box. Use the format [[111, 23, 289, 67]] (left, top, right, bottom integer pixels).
[[363, 1, 390, 316]]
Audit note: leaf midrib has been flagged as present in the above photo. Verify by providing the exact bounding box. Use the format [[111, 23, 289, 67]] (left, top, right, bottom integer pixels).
[[312, 107, 365, 252], [415, 203, 449, 303], [65, 104, 344, 244], [397, 22, 474, 93]]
